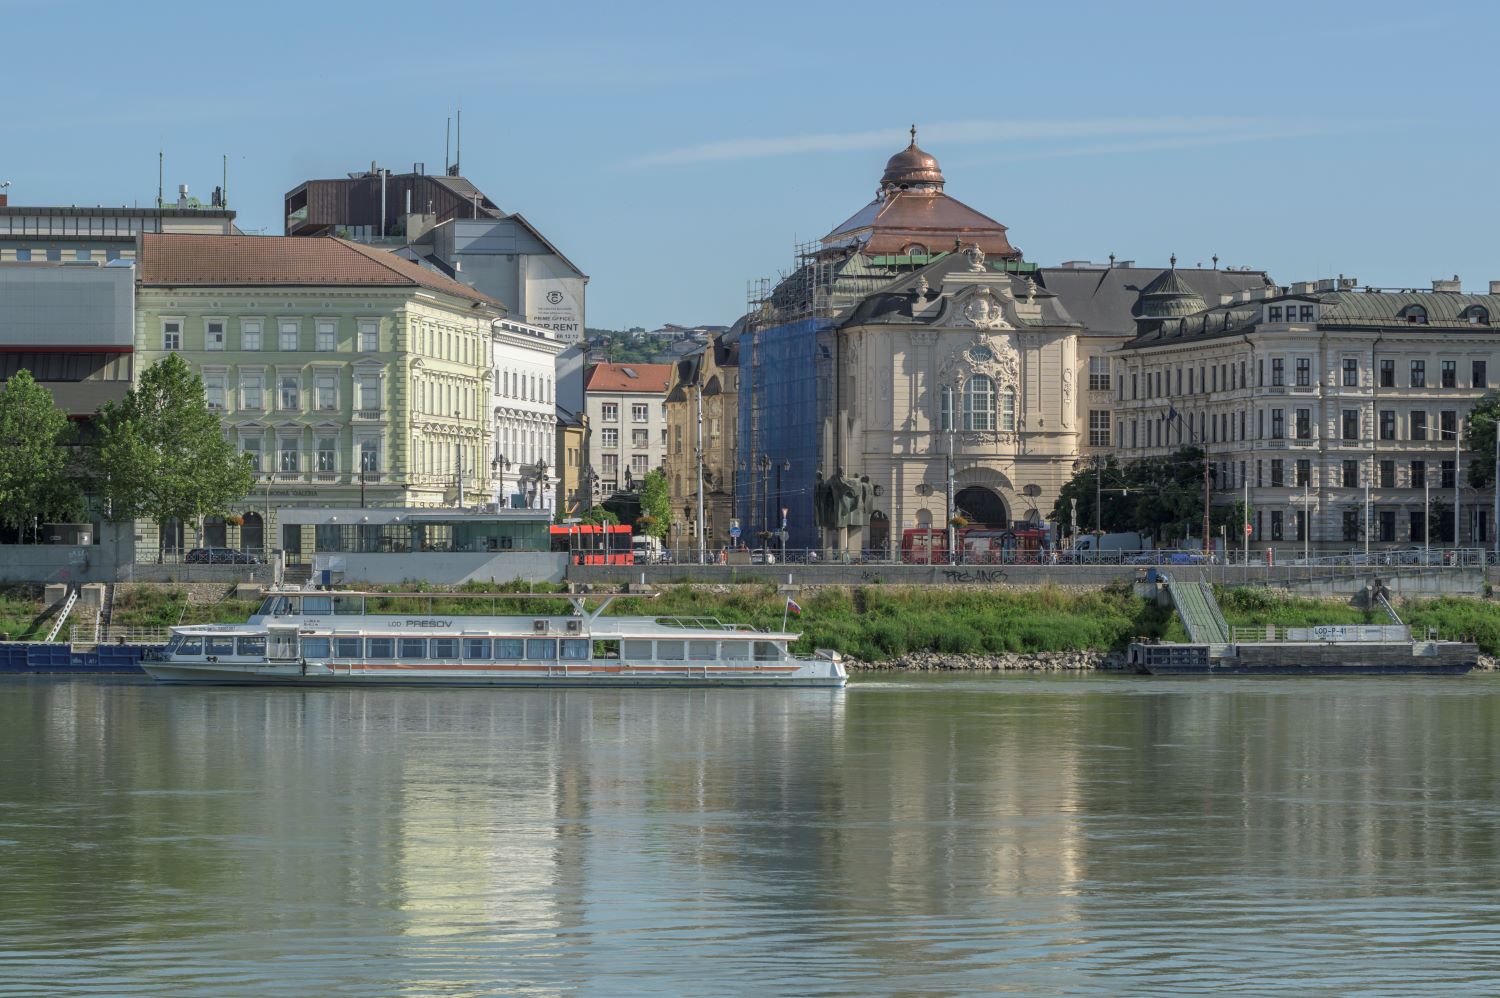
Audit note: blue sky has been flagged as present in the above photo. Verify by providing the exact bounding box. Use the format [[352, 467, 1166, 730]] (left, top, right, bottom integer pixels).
[[5, 0, 1497, 328]]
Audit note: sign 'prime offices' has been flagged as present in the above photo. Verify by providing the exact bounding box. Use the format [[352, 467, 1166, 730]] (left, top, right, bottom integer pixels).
[[525, 277, 584, 344]]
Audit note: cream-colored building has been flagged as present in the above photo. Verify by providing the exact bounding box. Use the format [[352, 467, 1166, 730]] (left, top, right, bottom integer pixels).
[[663, 333, 739, 553], [1115, 276, 1500, 552], [490, 317, 564, 510], [584, 363, 671, 495]]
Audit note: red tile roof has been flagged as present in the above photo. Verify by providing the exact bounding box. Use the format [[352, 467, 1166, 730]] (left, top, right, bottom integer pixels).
[[136, 233, 505, 309], [585, 362, 673, 393]]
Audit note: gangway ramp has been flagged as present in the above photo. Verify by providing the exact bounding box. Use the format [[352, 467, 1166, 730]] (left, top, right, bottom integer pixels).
[[1161, 574, 1230, 645]]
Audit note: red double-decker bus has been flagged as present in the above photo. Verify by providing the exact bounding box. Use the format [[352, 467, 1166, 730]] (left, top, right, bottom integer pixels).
[[551, 524, 634, 565]]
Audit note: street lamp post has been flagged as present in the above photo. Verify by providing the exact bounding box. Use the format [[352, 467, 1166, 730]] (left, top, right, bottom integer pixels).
[[454, 410, 464, 510], [757, 454, 771, 541], [492, 454, 511, 509]]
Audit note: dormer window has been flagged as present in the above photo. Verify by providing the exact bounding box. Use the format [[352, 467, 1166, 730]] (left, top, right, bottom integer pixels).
[[1403, 304, 1429, 325], [1268, 305, 1283, 322], [1464, 306, 1490, 325]]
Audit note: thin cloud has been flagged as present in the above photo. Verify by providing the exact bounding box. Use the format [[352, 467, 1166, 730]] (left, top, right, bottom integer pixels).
[[953, 125, 1362, 166], [626, 117, 1280, 167]]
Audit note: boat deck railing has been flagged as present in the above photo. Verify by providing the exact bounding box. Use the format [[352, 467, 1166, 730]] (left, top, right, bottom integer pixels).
[[651, 615, 759, 632]]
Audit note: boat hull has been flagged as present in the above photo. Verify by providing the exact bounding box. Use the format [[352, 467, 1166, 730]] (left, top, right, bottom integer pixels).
[[141, 662, 847, 688]]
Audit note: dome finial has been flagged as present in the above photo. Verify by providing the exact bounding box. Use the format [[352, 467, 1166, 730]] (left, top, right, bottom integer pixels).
[[910, 123, 917, 145], [1170, 253, 1177, 270]]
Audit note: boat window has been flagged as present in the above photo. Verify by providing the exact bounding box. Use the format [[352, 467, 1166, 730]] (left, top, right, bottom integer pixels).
[[753, 641, 781, 662], [258, 596, 291, 616], [593, 639, 620, 660], [268, 632, 297, 659], [207, 636, 236, 656], [495, 638, 524, 659], [399, 638, 428, 659], [689, 640, 717, 660], [164, 634, 184, 654], [236, 636, 266, 656], [430, 638, 458, 659], [526, 638, 557, 660], [721, 642, 750, 661], [463, 638, 492, 659], [622, 640, 652, 659], [332, 595, 364, 615], [367, 637, 394, 658], [334, 637, 362, 658], [301, 596, 333, 615], [176, 638, 203, 656], [560, 638, 590, 660], [302, 637, 331, 658], [657, 640, 685, 660]]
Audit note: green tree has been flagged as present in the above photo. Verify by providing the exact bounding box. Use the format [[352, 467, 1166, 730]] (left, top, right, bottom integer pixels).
[[0, 370, 83, 540], [637, 468, 670, 539], [1050, 447, 1237, 545], [1467, 391, 1500, 487], [89, 354, 254, 557], [579, 506, 620, 526]]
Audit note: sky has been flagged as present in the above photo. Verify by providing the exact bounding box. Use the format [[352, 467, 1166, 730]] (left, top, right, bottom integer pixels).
[[6, 0, 1499, 329]]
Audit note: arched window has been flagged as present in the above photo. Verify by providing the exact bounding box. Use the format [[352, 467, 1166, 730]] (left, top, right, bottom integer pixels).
[[1403, 304, 1428, 325], [1466, 306, 1490, 325], [999, 387, 1016, 431], [964, 375, 995, 431], [938, 385, 954, 431]]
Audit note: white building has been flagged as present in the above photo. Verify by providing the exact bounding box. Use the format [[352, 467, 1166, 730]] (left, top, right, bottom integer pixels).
[[584, 363, 672, 494], [492, 317, 565, 510]]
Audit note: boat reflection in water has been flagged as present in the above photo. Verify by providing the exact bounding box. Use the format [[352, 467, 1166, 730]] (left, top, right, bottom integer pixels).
[[141, 589, 847, 688]]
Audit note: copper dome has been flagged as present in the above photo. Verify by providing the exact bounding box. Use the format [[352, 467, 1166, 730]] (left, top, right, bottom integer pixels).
[[881, 128, 944, 189]]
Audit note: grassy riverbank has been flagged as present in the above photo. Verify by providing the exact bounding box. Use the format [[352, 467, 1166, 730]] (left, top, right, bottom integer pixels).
[[7, 581, 1500, 659]]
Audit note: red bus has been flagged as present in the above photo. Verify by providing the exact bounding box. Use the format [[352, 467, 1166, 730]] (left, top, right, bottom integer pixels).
[[550, 524, 634, 565], [901, 527, 950, 564]]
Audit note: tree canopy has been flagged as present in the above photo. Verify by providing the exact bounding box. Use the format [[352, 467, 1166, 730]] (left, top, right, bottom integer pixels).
[[1467, 391, 1500, 487], [1051, 446, 1240, 544], [0, 370, 83, 538], [637, 468, 671, 539], [89, 354, 254, 548], [579, 506, 620, 526]]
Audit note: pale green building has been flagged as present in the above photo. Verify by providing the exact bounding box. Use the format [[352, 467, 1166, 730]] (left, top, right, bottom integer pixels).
[[134, 232, 504, 557]]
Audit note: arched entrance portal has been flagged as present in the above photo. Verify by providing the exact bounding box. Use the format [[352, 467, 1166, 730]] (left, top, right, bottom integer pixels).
[[954, 486, 1008, 528], [868, 510, 890, 557]]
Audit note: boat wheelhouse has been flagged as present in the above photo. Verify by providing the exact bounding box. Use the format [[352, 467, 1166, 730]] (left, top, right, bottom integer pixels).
[[141, 590, 847, 688]]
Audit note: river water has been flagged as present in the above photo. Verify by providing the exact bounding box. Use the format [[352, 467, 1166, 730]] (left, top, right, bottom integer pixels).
[[2, 675, 1499, 996]]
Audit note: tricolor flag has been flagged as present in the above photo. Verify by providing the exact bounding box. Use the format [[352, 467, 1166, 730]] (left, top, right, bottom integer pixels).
[[786, 597, 803, 615]]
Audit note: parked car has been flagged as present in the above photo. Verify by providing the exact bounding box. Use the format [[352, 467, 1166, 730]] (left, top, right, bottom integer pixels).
[[185, 547, 264, 565]]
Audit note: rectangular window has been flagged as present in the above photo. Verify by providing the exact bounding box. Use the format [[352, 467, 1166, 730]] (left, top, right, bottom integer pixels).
[[1379, 510, 1396, 543], [494, 638, 524, 659], [561, 639, 590, 660], [1271, 510, 1283, 540], [1271, 408, 1284, 439], [1296, 408, 1312, 440], [430, 638, 458, 659], [1380, 460, 1395, 489], [1475, 360, 1489, 389], [206, 320, 225, 351], [314, 437, 336, 472], [1442, 360, 1456, 388], [1380, 410, 1396, 440], [279, 439, 299, 473], [602, 403, 618, 421], [316, 320, 336, 352], [1411, 512, 1426, 543], [316, 374, 337, 411], [359, 439, 380, 473], [462, 638, 492, 659], [204, 375, 226, 411], [1296, 459, 1311, 486], [1271, 459, 1284, 488], [1269, 305, 1283, 322], [1411, 411, 1427, 440], [602, 428, 619, 447], [357, 319, 379, 353], [1342, 459, 1358, 488], [1343, 509, 1360, 542], [1300, 305, 1315, 322], [334, 637, 362, 658], [526, 639, 557, 660], [241, 437, 262, 471], [358, 379, 380, 411], [1088, 355, 1110, 391], [162, 320, 181, 351], [1442, 460, 1456, 489], [279, 375, 300, 410], [1342, 358, 1358, 387], [601, 453, 619, 475], [1088, 410, 1110, 446], [632, 403, 649, 422], [241, 320, 262, 351], [1295, 510, 1307, 543], [1295, 358, 1311, 387], [398, 638, 427, 659], [1411, 460, 1425, 488], [240, 372, 264, 410], [1410, 360, 1425, 388], [367, 637, 394, 659], [1441, 410, 1457, 440], [1341, 409, 1358, 440], [632, 429, 648, 448], [279, 321, 299, 351], [1380, 359, 1395, 387], [1271, 359, 1284, 386], [630, 453, 650, 474]]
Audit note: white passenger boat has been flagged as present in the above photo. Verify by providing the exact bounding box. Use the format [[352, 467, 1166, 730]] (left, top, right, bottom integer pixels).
[[141, 590, 847, 688]]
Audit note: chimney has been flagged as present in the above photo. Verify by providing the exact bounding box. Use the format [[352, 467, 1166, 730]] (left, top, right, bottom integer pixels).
[[1432, 275, 1462, 293], [176, 184, 190, 208], [1291, 281, 1315, 295], [0, 193, 7, 207], [1315, 279, 1336, 292], [1489, 281, 1500, 295]]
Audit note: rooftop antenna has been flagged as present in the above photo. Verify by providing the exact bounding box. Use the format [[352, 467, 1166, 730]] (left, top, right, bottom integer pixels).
[[222, 154, 228, 210], [157, 150, 164, 211], [1212, 254, 1219, 270], [455, 104, 461, 176], [445, 116, 451, 173]]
